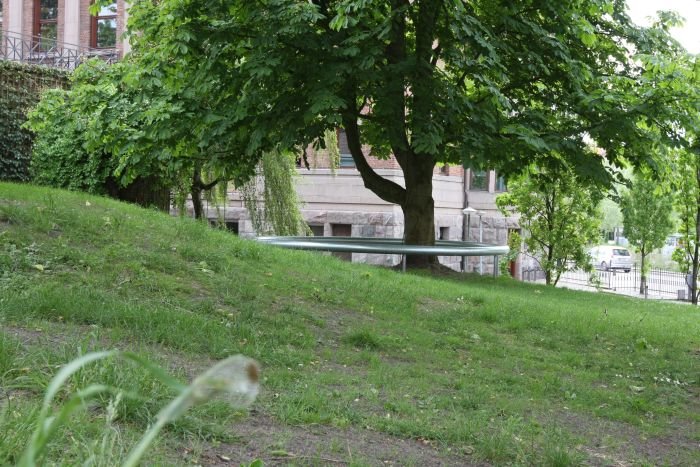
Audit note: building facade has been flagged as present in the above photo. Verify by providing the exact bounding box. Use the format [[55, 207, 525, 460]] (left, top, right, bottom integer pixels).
[[1, 0, 128, 67]]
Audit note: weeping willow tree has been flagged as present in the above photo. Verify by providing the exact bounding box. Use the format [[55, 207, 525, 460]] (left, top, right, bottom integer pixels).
[[304, 128, 340, 173], [323, 129, 340, 174], [240, 149, 310, 236]]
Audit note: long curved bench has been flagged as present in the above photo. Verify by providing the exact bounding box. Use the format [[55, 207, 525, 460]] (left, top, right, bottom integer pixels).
[[256, 236, 510, 275]]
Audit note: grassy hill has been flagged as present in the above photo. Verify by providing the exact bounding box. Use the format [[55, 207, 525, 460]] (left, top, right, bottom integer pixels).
[[1, 182, 698, 466]]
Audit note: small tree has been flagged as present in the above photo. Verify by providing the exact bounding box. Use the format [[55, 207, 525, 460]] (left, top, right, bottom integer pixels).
[[496, 166, 601, 286], [620, 174, 674, 294], [672, 146, 700, 303]]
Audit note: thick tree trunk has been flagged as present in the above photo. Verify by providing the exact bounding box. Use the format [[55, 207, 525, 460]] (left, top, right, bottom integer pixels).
[[402, 165, 436, 268], [191, 186, 203, 220], [105, 176, 170, 212], [190, 163, 218, 221], [191, 162, 204, 220], [343, 112, 439, 268]]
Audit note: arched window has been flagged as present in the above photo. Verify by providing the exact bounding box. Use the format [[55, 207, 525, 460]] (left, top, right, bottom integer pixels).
[[34, 0, 58, 50], [91, 2, 117, 48]]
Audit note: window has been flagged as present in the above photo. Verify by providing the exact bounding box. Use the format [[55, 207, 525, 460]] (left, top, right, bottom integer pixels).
[[331, 223, 352, 260], [92, 2, 117, 48], [495, 174, 507, 192], [34, 0, 58, 51], [308, 224, 324, 236], [337, 129, 355, 168], [469, 170, 488, 191], [439, 227, 450, 241], [208, 220, 239, 234], [225, 221, 239, 234]]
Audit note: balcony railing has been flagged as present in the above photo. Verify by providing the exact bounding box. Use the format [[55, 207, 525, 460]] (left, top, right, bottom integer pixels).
[[0, 31, 119, 70]]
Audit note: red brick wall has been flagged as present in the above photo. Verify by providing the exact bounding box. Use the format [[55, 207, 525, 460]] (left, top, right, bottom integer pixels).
[[115, 0, 124, 55], [22, 0, 32, 36], [77, 0, 90, 47], [304, 137, 463, 175]]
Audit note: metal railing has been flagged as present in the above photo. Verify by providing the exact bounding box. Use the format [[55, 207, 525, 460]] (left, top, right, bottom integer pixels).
[[256, 236, 509, 274], [0, 31, 119, 70], [522, 264, 692, 301]]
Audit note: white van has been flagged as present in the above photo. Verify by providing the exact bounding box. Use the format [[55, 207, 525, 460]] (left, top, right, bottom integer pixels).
[[589, 245, 632, 272]]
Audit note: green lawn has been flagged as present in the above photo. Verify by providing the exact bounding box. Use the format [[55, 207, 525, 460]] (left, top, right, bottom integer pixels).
[[1, 182, 698, 466]]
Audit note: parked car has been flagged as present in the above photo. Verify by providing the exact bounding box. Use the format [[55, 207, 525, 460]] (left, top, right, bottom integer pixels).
[[589, 245, 632, 272]]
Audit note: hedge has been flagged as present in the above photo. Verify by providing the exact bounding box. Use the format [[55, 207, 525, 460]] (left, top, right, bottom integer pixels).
[[0, 61, 68, 182]]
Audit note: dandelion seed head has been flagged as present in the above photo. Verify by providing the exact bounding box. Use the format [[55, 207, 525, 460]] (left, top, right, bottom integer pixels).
[[191, 355, 260, 408]]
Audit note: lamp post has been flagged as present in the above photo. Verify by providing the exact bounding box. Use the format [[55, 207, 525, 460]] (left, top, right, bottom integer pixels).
[[462, 207, 478, 272], [477, 210, 485, 274]]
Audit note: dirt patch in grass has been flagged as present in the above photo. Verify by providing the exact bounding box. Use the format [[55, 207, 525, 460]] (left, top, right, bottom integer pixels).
[[196, 411, 487, 466], [552, 409, 699, 465], [3, 324, 69, 348], [1, 323, 214, 380]]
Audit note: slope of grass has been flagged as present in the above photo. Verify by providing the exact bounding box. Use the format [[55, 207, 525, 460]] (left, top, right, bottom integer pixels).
[[1, 182, 698, 465]]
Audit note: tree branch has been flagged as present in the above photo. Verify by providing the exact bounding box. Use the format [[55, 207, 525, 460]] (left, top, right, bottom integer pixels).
[[200, 179, 219, 191], [342, 113, 406, 206]]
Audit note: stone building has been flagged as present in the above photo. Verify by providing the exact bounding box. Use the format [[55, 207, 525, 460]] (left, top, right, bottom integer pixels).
[[1, 0, 128, 68]]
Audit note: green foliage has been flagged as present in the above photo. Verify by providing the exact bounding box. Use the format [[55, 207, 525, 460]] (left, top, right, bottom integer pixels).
[[0, 61, 67, 182], [121, 0, 680, 250], [497, 166, 601, 286], [25, 88, 116, 194], [343, 329, 383, 350], [599, 198, 623, 238], [620, 174, 674, 292], [637, 51, 700, 301], [672, 147, 700, 292]]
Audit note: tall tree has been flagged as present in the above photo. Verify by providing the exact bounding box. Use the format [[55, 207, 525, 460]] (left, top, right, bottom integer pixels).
[[121, 0, 675, 268], [620, 175, 674, 294], [496, 166, 601, 286]]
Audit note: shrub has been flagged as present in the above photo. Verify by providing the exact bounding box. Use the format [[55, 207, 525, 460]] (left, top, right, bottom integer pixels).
[[0, 61, 67, 182]]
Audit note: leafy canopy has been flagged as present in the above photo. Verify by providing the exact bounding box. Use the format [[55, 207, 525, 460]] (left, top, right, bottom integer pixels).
[[497, 166, 602, 286], [122, 0, 680, 187]]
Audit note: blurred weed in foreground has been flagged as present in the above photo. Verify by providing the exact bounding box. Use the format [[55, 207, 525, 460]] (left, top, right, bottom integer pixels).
[[18, 352, 260, 467]]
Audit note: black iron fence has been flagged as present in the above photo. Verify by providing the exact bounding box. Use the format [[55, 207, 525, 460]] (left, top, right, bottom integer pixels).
[[1, 31, 118, 70], [522, 264, 692, 301]]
